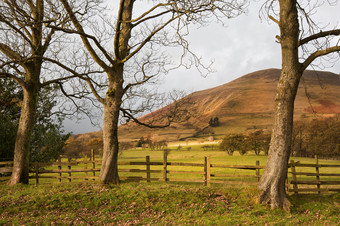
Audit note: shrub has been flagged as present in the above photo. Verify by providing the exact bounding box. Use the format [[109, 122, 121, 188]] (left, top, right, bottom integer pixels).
[[246, 130, 271, 156], [220, 134, 246, 156]]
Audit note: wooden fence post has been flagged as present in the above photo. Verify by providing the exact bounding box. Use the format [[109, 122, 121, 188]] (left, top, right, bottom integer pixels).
[[58, 157, 62, 183], [146, 156, 151, 183], [91, 149, 95, 180], [68, 158, 71, 182], [256, 160, 260, 182], [290, 160, 298, 194], [163, 150, 168, 182], [84, 155, 88, 181], [204, 156, 211, 187], [35, 162, 39, 185], [315, 155, 321, 194]]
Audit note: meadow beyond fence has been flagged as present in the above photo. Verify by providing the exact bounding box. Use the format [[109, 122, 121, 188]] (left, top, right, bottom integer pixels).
[[1, 150, 340, 194]]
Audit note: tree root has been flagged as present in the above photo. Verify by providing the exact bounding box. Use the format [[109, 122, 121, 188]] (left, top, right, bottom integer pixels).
[[257, 178, 291, 211]]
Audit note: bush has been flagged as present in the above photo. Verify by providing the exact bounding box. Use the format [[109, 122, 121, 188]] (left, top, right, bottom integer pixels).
[[119, 142, 134, 151], [220, 134, 246, 156], [245, 130, 271, 156]]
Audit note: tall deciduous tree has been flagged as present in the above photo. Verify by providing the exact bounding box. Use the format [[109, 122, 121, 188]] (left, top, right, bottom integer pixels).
[[0, 0, 51, 184], [59, 0, 245, 184], [258, 0, 340, 210], [0, 0, 82, 185]]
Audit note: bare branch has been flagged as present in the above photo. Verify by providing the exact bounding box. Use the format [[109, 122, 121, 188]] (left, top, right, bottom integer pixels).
[[47, 25, 115, 66], [0, 14, 32, 46], [0, 43, 25, 62], [302, 46, 340, 70], [59, 0, 110, 71], [268, 15, 279, 25], [41, 56, 105, 104], [5, 0, 33, 40], [299, 29, 340, 46], [121, 108, 171, 128], [40, 74, 78, 87], [133, 10, 174, 27], [121, 13, 183, 64], [0, 72, 26, 88], [123, 62, 156, 94], [41, 29, 56, 54], [125, 3, 174, 24], [81, 76, 105, 105]]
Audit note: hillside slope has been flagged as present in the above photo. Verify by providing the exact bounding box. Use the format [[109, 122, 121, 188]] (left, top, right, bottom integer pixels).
[[75, 68, 339, 142]]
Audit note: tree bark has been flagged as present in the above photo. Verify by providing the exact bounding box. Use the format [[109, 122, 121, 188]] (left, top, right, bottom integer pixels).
[[258, 0, 302, 210], [9, 80, 39, 185]]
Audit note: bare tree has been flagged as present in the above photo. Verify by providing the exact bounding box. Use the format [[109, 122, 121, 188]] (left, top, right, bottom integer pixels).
[[0, 0, 92, 185], [258, 0, 340, 210], [58, 0, 245, 184]]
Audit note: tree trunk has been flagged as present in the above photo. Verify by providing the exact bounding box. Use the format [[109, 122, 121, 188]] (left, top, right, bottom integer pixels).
[[99, 68, 124, 184], [9, 84, 38, 185], [99, 0, 134, 184], [5, 1, 44, 185], [258, 0, 302, 210]]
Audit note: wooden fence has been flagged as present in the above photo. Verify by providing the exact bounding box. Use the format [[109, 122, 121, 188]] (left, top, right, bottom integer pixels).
[[288, 155, 340, 194], [0, 150, 263, 186], [119, 153, 263, 186], [1, 152, 340, 194]]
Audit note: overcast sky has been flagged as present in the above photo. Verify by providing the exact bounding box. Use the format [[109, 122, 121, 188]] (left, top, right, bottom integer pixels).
[[63, 1, 340, 134]]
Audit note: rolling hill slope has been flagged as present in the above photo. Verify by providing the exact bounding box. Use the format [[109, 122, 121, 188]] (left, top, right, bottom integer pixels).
[[117, 68, 340, 141]]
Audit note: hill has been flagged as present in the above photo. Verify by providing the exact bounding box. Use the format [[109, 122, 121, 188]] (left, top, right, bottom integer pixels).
[[78, 68, 339, 143], [117, 68, 340, 141]]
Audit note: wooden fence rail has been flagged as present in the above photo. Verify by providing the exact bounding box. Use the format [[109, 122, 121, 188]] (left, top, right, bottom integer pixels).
[[289, 156, 340, 194]]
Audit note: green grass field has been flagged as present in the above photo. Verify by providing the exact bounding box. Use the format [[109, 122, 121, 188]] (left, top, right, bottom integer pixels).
[[1, 182, 339, 225], [1, 146, 340, 225]]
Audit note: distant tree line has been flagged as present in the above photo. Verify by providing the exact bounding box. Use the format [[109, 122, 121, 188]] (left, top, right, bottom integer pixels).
[[291, 116, 340, 158], [219, 116, 340, 158], [60, 115, 339, 159], [63, 137, 137, 158], [137, 137, 168, 151], [220, 130, 270, 156]]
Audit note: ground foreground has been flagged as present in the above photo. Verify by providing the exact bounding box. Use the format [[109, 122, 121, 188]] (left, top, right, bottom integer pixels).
[[0, 182, 339, 225]]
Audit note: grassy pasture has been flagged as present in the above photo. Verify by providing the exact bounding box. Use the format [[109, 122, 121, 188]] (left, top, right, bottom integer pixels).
[[0, 182, 339, 225], [1, 146, 339, 224]]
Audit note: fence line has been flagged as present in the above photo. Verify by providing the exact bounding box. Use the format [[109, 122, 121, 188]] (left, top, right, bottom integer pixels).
[[0, 150, 263, 186], [1, 151, 340, 194]]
